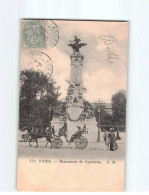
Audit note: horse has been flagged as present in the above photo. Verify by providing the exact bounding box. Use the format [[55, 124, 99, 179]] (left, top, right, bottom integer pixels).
[[27, 126, 53, 148]]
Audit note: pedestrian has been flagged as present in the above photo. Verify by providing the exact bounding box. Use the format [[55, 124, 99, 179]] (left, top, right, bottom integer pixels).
[[108, 129, 118, 151], [116, 128, 121, 140], [103, 128, 110, 150], [52, 126, 55, 137], [83, 124, 87, 134]]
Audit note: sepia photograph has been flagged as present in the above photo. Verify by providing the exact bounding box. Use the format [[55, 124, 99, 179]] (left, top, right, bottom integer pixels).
[[1, 0, 149, 193], [17, 20, 128, 191]]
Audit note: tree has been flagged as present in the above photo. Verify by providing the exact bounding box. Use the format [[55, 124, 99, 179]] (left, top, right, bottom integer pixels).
[[83, 99, 93, 110], [94, 100, 112, 125], [19, 69, 61, 129], [111, 90, 126, 125]]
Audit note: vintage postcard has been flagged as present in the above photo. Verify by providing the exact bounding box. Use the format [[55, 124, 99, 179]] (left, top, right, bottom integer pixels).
[[17, 20, 128, 191]]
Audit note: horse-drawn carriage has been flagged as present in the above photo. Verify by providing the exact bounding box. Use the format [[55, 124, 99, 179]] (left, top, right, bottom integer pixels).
[[53, 127, 88, 150], [26, 125, 88, 150]]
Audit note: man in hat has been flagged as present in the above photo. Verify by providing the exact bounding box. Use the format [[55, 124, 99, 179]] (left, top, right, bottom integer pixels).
[[70, 126, 82, 142], [116, 127, 121, 140]]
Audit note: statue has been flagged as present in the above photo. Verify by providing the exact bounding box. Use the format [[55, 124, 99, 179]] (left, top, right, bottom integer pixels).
[[68, 36, 87, 52]]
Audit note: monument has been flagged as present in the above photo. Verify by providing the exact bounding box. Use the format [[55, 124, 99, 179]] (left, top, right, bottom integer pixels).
[[66, 36, 86, 122], [51, 36, 98, 142]]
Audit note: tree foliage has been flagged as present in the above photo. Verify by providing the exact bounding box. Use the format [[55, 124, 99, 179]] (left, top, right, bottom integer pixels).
[[111, 90, 126, 125], [19, 69, 61, 129], [94, 101, 113, 125], [83, 99, 93, 109]]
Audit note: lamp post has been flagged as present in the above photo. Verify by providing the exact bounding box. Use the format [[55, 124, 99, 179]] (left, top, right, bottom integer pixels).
[[49, 105, 53, 130], [97, 108, 101, 142]]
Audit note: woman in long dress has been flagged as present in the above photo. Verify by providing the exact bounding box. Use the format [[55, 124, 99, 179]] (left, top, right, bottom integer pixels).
[[116, 128, 121, 140], [109, 130, 119, 151], [103, 129, 110, 150]]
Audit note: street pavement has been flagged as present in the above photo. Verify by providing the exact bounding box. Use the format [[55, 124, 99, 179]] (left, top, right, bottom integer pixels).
[[18, 132, 126, 160]]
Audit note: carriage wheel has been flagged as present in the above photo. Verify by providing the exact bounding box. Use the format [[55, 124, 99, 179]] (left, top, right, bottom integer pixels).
[[53, 138, 63, 149], [75, 136, 88, 150]]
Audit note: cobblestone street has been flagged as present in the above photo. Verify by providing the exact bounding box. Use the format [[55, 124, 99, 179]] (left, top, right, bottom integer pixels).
[[18, 132, 126, 160]]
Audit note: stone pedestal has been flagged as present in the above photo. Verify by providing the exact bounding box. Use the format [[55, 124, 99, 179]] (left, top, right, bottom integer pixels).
[[67, 119, 98, 142], [67, 106, 83, 121], [66, 52, 84, 120]]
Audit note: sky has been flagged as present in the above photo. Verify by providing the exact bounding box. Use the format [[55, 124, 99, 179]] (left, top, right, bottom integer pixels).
[[20, 20, 128, 103]]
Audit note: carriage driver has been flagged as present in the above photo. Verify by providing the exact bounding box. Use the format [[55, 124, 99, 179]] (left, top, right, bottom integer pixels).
[[70, 126, 82, 142]]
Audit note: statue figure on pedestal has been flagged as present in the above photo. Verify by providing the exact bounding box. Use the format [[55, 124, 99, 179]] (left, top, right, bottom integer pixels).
[[68, 36, 87, 52]]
